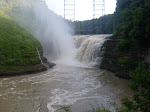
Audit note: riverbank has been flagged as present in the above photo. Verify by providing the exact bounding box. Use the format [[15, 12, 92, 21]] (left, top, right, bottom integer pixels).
[[100, 36, 150, 79], [0, 61, 55, 77]]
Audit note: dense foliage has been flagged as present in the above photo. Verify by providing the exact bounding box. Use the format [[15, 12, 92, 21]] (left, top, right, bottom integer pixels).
[[0, 0, 37, 12], [122, 62, 150, 112], [114, 1, 150, 111], [115, 0, 150, 48], [0, 10, 42, 71], [74, 14, 115, 35]]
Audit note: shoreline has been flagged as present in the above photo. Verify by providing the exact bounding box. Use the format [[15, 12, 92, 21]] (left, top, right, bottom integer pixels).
[[0, 61, 56, 77], [100, 36, 150, 79]]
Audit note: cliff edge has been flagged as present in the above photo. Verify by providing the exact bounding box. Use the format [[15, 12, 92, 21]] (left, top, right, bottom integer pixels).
[[100, 36, 150, 79]]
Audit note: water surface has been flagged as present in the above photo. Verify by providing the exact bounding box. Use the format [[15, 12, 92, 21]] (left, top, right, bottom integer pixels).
[[0, 65, 132, 112]]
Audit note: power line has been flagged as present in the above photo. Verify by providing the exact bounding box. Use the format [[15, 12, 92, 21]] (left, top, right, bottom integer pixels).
[[64, 0, 105, 34], [93, 0, 105, 34], [93, 0, 105, 19], [64, 0, 75, 21]]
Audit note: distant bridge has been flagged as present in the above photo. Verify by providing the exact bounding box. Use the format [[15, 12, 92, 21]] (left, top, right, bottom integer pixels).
[[64, 0, 105, 21]]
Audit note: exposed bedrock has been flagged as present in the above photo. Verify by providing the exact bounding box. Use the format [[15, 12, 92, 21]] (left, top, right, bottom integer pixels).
[[100, 36, 150, 79]]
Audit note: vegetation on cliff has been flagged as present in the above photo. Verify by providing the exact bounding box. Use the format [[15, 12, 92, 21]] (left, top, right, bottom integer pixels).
[[100, 0, 150, 111], [0, 9, 43, 73], [100, 0, 150, 75], [0, 0, 70, 60], [115, 0, 150, 49], [0, 0, 57, 75], [0, 0, 41, 12], [114, 0, 150, 75]]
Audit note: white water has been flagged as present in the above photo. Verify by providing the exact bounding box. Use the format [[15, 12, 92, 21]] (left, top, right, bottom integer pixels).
[[36, 47, 49, 68], [36, 48, 44, 64], [75, 35, 112, 66], [55, 34, 112, 67]]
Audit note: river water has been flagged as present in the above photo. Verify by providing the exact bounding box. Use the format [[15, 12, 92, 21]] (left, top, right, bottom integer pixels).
[[0, 35, 132, 112], [0, 65, 132, 112]]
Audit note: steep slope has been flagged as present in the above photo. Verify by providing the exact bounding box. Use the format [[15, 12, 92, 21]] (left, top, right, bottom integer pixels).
[[0, 10, 50, 76], [0, 0, 73, 61]]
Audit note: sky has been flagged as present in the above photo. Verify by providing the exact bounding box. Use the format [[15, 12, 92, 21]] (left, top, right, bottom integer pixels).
[[45, 0, 116, 21]]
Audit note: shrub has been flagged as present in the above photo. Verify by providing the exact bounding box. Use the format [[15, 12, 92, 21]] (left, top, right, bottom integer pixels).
[[118, 58, 138, 69], [122, 62, 150, 112], [6, 58, 15, 65], [116, 39, 131, 54]]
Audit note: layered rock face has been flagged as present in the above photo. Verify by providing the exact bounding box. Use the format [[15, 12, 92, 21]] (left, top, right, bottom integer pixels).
[[100, 36, 150, 79]]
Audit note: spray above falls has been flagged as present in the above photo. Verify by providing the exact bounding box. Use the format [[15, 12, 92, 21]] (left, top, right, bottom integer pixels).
[[10, 0, 74, 62]]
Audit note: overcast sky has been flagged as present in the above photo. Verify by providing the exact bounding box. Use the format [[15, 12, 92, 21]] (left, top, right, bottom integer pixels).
[[45, 0, 116, 21]]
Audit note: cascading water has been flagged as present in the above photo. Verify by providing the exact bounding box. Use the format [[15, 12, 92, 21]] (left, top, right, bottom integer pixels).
[[51, 34, 112, 68], [74, 34, 112, 67], [36, 47, 49, 68], [13, 2, 110, 68]]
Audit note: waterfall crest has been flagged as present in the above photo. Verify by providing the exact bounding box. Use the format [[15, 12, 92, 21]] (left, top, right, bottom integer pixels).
[[53, 34, 112, 67], [75, 35, 112, 67]]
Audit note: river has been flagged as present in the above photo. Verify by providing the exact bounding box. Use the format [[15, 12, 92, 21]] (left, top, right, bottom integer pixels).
[[0, 65, 132, 112], [0, 35, 132, 112]]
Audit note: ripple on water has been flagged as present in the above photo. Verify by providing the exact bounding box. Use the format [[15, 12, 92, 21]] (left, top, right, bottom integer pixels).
[[0, 65, 132, 112]]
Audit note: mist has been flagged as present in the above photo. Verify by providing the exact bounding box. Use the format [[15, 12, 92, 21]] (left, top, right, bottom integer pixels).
[[10, 0, 75, 63]]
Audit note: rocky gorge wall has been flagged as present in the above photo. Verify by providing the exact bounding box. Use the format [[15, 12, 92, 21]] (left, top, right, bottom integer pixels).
[[100, 36, 150, 79]]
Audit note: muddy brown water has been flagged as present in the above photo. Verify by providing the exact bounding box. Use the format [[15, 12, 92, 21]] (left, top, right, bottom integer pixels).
[[0, 65, 132, 112]]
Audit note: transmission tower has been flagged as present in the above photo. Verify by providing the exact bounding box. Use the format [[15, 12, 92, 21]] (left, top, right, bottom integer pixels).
[[93, 0, 105, 34], [64, 0, 75, 21], [93, 0, 105, 19]]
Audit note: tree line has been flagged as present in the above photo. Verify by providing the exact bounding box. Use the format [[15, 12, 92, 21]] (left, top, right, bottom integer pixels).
[[73, 0, 150, 48], [73, 14, 115, 35]]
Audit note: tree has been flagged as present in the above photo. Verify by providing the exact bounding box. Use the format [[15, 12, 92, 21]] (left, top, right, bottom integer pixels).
[[122, 62, 150, 112], [115, 0, 150, 48]]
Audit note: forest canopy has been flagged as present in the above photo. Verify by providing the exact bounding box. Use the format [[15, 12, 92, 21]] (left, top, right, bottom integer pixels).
[[115, 0, 150, 47]]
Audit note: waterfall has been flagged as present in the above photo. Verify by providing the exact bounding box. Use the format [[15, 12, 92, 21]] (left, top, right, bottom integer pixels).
[[36, 48, 49, 68], [75, 35, 112, 67]]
